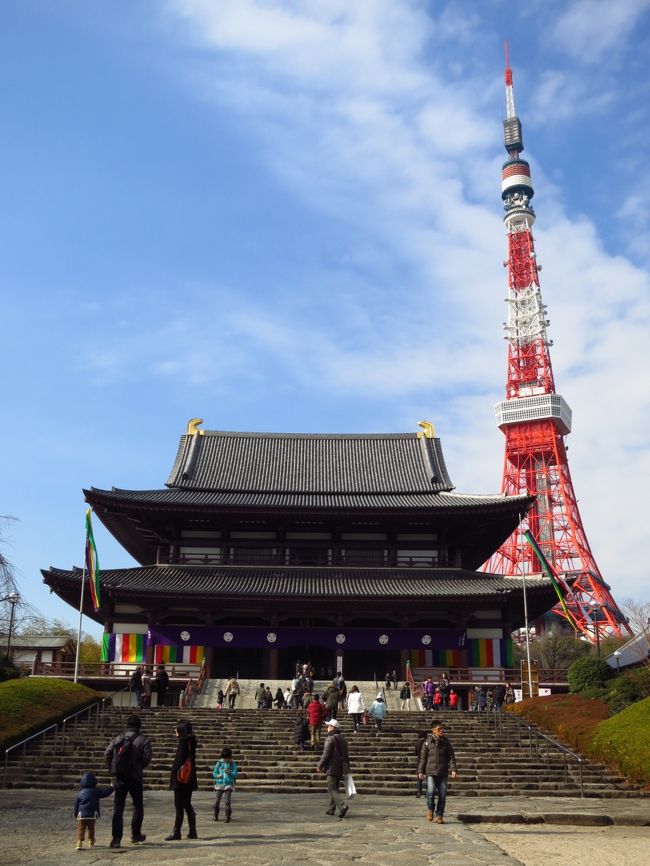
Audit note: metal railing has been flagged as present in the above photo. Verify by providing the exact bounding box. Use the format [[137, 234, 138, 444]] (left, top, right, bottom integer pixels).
[[476, 706, 585, 796], [2, 682, 131, 788]]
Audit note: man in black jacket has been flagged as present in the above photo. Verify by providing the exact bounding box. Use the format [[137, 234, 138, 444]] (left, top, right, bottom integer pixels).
[[417, 719, 457, 824], [155, 665, 170, 707], [316, 718, 350, 819], [104, 715, 153, 848]]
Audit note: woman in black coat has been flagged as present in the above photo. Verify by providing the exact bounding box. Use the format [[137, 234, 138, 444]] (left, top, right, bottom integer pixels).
[[165, 720, 198, 841]]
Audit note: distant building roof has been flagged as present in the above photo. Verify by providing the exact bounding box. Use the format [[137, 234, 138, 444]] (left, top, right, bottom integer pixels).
[[605, 630, 650, 669], [0, 635, 74, 650]]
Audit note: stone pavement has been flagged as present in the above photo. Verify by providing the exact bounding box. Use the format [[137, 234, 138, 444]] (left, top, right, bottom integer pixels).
[[1, 790, 648, 866]]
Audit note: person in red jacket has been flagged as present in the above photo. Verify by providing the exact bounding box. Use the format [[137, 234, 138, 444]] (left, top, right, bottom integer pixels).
[[449, 690, 459, 711], [433, 689, 442, 708], [307, 694, 326, 747]]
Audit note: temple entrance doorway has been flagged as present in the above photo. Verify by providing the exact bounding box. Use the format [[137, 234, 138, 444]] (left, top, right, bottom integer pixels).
[[211, 647, 265, 679], [279, 645, 337, 681], [343, 650, 403, 683]]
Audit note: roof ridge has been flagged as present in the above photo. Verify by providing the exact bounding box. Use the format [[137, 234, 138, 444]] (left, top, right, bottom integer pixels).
[[196, 431, 420, 439]]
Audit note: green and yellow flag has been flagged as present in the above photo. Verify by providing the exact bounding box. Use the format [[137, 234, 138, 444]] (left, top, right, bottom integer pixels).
[[523, 529, 579, 631], [85, 508, 101, 611]]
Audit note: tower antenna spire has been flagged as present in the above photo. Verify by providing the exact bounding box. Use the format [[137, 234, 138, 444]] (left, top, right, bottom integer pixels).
[[502, 41, 522, 152]]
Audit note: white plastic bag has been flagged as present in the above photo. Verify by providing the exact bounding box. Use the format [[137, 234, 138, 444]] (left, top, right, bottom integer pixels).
[[345, 774, 357, 798]]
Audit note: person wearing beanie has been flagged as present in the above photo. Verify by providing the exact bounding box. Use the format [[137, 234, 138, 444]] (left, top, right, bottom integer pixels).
[[73, 772, 114, 850], [104, 714, 152, 848]]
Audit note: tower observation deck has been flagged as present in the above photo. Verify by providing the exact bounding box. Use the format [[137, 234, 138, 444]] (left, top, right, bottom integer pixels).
[[484, 47, 630, 640]]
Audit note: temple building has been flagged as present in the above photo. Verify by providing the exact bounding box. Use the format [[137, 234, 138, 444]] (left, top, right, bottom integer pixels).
[[43, 419, 559, 681]]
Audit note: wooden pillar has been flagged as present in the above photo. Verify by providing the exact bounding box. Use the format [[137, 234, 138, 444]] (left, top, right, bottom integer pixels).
[[145, 614, 155, 669], [400, 649, 410, 682]]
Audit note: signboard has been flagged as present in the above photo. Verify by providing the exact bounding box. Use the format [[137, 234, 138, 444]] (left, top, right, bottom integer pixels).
[[520, 659, 540, 698]]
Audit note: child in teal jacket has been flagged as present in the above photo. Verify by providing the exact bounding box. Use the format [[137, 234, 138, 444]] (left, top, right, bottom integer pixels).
[[212, 748, 238, 823]]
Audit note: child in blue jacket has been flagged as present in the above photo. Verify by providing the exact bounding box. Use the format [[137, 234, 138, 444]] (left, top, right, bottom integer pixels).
[[73, 771, 114, 849], [369, 694, 387, 735], [212, 747, 238, 823]]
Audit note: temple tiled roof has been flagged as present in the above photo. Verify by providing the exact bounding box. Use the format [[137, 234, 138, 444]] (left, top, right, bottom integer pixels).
[[165, 430, 454, 493], [86, 487, 527, 511], [44, 564, 552, 600]]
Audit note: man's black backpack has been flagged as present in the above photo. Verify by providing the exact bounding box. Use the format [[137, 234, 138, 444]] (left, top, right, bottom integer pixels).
[[111, 734, 136, 779]]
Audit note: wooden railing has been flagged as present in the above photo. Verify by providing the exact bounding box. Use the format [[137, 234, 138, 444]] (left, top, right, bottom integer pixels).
[[31, 661, 203, 680], [410, 666, 569, 685]]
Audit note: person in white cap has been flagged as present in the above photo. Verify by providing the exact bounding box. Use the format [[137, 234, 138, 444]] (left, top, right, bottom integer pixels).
[[315, 718, 350, 819], [369, 693, 387, 736]]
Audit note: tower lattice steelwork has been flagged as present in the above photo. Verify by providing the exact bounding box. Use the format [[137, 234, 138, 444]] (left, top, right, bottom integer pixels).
[[485, 48, 630, 640]]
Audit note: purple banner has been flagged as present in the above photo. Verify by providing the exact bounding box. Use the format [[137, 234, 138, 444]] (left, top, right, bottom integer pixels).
[[148, 625, 466, 652]]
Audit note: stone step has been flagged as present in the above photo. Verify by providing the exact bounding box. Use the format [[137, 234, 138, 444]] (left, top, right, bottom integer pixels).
[[4, 705, 638, 798]]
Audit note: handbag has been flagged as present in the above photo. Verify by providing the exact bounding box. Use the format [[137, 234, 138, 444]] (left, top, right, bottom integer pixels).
[[345, 774, 357, 798], [177, 758, 193, 784]]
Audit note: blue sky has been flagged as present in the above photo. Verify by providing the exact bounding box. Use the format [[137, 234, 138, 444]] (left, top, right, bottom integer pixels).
[[2, 0, 649, 639]]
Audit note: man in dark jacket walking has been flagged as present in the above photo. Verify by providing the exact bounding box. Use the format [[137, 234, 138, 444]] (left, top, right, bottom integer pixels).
[[316, 718, 350, 819], [417, 719, 457, 824], [104, 715, 153, 848]]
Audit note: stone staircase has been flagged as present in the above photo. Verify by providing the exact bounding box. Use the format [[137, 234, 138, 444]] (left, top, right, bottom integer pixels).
[[3, 704, 641, 798], [192, 679, 400, 710]]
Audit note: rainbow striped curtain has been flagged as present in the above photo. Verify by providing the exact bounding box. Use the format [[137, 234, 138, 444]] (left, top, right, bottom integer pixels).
[[409, 638, 513, 669], [154, 645, 205, 665], [102, 633, 147, 663]]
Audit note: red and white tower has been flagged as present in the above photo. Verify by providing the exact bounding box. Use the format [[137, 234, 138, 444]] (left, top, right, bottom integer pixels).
[[485, 48, 630, 640]]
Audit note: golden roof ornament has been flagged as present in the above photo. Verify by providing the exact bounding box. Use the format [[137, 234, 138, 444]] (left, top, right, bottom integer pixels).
[[186, 418, 205, 437]]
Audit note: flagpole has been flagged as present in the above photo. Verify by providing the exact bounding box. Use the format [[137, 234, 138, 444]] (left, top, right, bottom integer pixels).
[[520, 515, 534, 699], [74, 554, 86, 685]]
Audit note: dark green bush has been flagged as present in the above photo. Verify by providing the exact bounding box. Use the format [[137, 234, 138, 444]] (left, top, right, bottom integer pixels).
[[606, 667, 650, 715], [0, 658, 20, 683], [579, 686, 608, 701], [567, 656, 614, 692]]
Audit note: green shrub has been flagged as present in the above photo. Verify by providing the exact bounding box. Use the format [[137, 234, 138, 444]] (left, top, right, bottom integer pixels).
[[579, 686, 608, 701], [0, 658, 20, 683], [606, 667, 650, 715], [567, 656, 614, 692], [623, 667, 650, 699]]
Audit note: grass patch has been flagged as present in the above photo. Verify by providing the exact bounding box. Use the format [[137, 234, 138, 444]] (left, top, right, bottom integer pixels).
[[0, 677, 101, 749], [589, 696, 650, 786]]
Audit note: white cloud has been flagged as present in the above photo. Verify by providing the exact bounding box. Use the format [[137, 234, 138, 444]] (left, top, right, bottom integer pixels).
[[137, 0, 650, 603], [551, 0, 650, 64]]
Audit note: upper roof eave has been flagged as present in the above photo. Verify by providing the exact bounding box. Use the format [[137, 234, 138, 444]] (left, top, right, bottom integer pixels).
[[85, 486, 531, 513]]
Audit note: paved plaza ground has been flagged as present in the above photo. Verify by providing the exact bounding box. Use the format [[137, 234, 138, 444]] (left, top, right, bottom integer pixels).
[[1, 790, 648, 866]]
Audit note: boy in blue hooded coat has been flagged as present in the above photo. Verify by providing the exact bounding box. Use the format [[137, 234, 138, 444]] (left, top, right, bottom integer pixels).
[[73, 771, 114, 849]]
